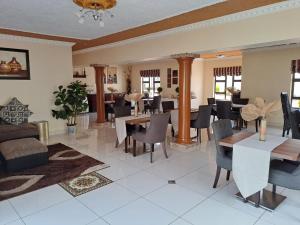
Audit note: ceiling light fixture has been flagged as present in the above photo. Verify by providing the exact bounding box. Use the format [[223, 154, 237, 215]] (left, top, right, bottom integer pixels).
[[73, 0, 117, 27]]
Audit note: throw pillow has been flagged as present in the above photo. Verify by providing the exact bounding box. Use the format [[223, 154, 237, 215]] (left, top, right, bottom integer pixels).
[[0, 98, 33, 125]]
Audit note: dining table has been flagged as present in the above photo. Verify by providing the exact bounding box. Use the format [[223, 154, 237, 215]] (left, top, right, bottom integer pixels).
[[219, 131, 300, 211]]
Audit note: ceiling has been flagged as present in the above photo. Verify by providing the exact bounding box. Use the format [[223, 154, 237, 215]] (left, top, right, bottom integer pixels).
[[0, 0, 223, 40]]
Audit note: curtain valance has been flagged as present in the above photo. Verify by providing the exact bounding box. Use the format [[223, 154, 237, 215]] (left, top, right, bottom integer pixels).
[[140, 69, 160, 77], [292, 60, 300, 73], [213, 66, 242, 76]]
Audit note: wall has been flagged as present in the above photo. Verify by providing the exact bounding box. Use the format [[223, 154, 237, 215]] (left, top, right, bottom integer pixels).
[[202, 57, 243, 103], [242, 46, 300, 127], [73, 7, 300, 66], [0, 37, 73, 134], [73, 65, 127, 93]]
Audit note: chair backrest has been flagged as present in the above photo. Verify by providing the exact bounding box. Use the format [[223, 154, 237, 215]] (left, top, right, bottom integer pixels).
[[161, 101, 175, 113], [233, 98, 249, 105], [290, 110, 300, 139], [212, 119, 233, 167], [113, 106, 131, 118], [281, 92, 292, 121], [151, 95, 161, 110], [192, 105, 212, 129], [216, 100, 232, 119], [114, 96, 125, 107], [146, 112, 170, 143], [138, 99, 145, 113], [207, 98, 216, 105]]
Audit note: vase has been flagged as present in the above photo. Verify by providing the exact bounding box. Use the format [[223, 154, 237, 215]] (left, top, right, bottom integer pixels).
[[0, 61, 11, 74], [134, 102, 138, 117], [259, 118, 267, 141], [67, 125, 76, 135], [8, 57, 21, 73]]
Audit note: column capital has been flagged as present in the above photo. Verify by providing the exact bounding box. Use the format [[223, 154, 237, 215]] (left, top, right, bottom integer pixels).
[[171, 53, 200, 60], [90, 64, 108, 68]]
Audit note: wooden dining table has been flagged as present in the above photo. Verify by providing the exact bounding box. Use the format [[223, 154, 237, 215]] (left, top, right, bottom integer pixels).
[[219, 131, 300, 161], [219, 131, 300, 211]]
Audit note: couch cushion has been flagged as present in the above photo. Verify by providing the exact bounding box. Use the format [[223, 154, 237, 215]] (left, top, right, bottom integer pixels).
[[0, 138, 48, 160], [0, 98, 33, 125], [0, 123, 39, 143]]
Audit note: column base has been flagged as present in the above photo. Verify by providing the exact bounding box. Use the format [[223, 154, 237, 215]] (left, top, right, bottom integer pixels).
[[170, 140, 198, 151]]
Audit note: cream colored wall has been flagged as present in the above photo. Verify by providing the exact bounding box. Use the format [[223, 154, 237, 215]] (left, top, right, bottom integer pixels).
[[242, 47, 300, 127], [73, 65, 127, 93], [73, 7, 300, 66], [0, 38, 73, 134], [202, 57, 243, 103]]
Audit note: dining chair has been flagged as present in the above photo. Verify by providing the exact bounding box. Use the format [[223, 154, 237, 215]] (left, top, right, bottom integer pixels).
[[207, 98, 217, 121], [290, 110, 300, 139], [138, 99, 145, 113], [148, 95, 161, 114], [114, 106, 136, 152], [190, 105, 212, 143], [216, 100, 240, 128], [114, 96, 125, 107], [211, 119, 233, 188], [232, 98, 249, 128], [161, 101, 175, 113], [280, 92, 292, 137], [268, 159, 300, 195], [132, 112, 170, 163]]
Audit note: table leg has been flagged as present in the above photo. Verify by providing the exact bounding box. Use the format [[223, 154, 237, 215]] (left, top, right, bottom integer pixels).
[[133, 139, 137, 157]]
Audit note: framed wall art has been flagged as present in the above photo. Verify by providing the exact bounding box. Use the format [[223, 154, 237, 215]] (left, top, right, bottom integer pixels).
[[107, 67, 117, 84], [0, 47, 30, 80]]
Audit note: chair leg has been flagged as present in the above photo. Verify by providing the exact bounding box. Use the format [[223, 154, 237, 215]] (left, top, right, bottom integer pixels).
[[115, 139, 119, 148], [161, 142, 168, 159], [255, 191, 261, 207], [287, 128, 290, 136], [150, 144, 154, 163], [226, 170, 230, 181], [143, 143, 146, 152], [272, 184, 277, 194], [213, 167, 221, 188], [207, 128, 211, 141], [171, 127, 175, 137], [125, 137, 128, 153], [282, 128, 285, 137], [213, 115, 216, 122], [133, 139, 137, 157], [128, 136, 131, 145]]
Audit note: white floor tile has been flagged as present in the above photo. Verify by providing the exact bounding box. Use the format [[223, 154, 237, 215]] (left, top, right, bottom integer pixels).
[[87, 219, 109, 225], [183, 199, 257, 225], [145, 184, 205, 216], [22, 199, 97, 225], [77, 183, 139, 216], [254, 219, 275, 225], [9, 185, 72, 217], [211, 182, 265, 218], [0, 200, 19, 225], [5, 220, 25, 225], [170, 219, 192, 225], [103, 198, 176, 225], [117, 171, 167, 196], [96, 161, 139, 181]]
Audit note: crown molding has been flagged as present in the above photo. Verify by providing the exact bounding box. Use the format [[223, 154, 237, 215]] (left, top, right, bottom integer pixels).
[[73, 0, 300, 55], [0, 34, 75, 47]]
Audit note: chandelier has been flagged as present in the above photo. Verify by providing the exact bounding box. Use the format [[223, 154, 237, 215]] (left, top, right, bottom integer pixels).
[[73, 0, 117, 27]]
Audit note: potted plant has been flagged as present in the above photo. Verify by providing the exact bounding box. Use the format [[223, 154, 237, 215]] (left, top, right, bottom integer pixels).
[[175, 87, 179, 96], [107, 86, 118, 100], [157, 87, 163, 96], [52, 81, 88, 135]]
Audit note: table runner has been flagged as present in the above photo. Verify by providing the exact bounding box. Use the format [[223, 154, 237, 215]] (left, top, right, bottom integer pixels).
[[115, 114, 150, 143], [233, 133, 287, 198]]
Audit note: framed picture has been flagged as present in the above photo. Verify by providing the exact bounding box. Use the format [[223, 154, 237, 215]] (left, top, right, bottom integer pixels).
[[167, 68, 172, 88], [172, 70, 178, 85], [0, 47, 30, 80], [107, 67, 117, 84]]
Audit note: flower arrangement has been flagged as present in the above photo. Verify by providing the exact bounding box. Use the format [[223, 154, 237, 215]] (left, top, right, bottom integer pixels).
[[107, 87, 118, 93], [226, 87, 240, 95], [124, 92, 143, 116]]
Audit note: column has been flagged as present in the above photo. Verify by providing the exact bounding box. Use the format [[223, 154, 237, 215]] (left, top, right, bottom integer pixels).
[[91, 64, 107, 123], [172, 54, 198, 144]]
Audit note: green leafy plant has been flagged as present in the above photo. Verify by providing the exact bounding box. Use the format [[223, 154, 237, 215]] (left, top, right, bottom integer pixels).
[[52, 81, 88, 126], [157, 87, 163, 95], [175, 87, 179, 94]]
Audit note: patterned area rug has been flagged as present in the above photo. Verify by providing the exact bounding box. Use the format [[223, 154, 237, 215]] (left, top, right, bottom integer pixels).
[[60, 172, 112, 197], [0, 143, 109, 201]]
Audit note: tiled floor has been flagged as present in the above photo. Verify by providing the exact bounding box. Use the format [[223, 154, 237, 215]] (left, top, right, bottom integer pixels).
[[1, 117, 299, 225]]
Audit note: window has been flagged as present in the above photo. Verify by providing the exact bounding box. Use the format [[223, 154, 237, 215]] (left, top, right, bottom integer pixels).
[[141, 76, 160, 97], [214, 66, 242, 100], [291, 60, 300, 108]]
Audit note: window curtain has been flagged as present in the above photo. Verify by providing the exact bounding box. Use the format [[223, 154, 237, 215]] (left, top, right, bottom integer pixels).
[[213, 66, 242, 76], [292, 60, 300, 73], [140, 69, 160, 77]]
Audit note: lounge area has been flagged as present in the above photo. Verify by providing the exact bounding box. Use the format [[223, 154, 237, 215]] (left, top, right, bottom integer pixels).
[[1, 1, 300, 225]]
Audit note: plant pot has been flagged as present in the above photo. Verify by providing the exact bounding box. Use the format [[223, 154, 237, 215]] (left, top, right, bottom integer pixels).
[[259, 118, 267, 141], [67, 125, 76, 135]]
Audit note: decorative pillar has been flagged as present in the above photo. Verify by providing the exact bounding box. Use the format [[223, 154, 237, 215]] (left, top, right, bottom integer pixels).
[[172, 54, 198, 144], [91, 64, 107, 123]]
